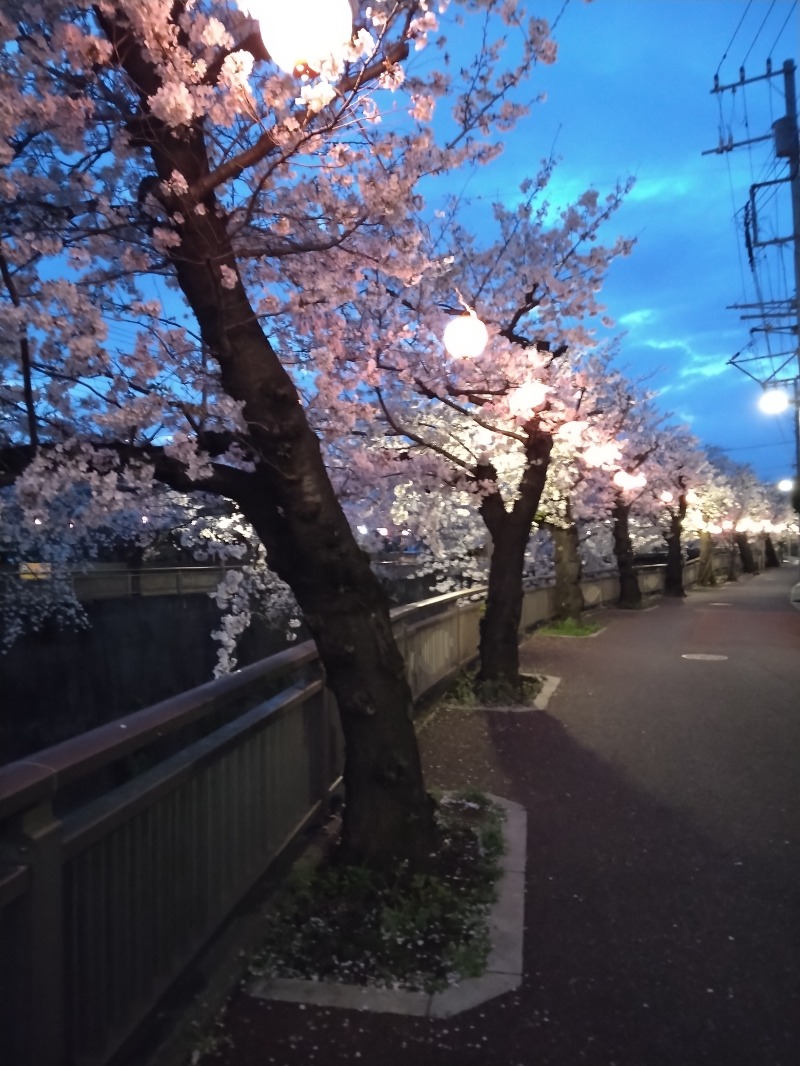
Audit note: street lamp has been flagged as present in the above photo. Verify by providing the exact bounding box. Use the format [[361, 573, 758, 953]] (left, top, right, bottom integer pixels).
[[239, 0, 353, 75], [509, 378, 548, 415], [613, 470, 647, 492], [758, 387, 791, 415], [442, 310, 489, 359], [778, 478, 794, 492], [756, 377, 800, 515]]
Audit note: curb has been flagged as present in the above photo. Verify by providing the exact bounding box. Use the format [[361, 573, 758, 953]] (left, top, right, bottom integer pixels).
[[248, 795, 527, 1017]]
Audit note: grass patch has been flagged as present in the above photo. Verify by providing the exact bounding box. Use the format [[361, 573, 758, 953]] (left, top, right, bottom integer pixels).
[[248, 793, 505, 993], [445, 669, 542, 707], [538, 616, 601, 637]]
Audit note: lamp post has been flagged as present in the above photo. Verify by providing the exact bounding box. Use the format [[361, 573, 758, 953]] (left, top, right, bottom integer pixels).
[[758, 377, 800, 515]]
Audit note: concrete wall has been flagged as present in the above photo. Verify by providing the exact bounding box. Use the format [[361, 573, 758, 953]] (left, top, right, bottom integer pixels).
[[0, 596, 223, 763]]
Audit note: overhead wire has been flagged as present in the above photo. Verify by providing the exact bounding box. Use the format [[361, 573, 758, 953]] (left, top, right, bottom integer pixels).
[[733, 0, 792, 381], [550, 0, 573, 33], [715, 0, 752, 76], [741, 0, 777, 68], [767, 1, 797, 58]]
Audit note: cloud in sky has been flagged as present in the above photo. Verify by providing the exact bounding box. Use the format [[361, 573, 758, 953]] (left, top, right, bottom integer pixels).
[[436, 0, 797, 481], [618, 309, 656, 329]]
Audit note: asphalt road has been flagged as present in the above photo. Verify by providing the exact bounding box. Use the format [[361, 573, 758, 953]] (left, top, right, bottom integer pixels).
[[203, 567, 800, 1066]]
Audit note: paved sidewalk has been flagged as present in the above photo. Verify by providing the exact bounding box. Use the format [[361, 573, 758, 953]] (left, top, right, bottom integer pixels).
[[181, 568, 800, 1066]]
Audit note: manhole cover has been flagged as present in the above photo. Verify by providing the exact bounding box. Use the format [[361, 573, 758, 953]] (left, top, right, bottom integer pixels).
[[681, 653, 728, 661]]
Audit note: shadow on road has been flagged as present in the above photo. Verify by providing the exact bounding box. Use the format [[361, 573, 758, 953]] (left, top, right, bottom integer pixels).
[[484, 709, 799, 1066]]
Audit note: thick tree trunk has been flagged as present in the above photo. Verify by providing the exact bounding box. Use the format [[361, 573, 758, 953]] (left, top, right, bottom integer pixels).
[[735, 532, 758, 574], [664, 512, 686, 597], [764, 534, 780, 568], [240, 475, 435, 867], [101, 24, 437, 868], [612, 498, 642, 609], [476, 515, 529, 689], [548, 519, 584, 622], [477, 432, 552, 691], [697, 530, 717, 586]]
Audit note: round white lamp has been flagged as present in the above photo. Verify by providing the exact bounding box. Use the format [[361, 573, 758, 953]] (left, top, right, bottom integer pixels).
[[509, 379, 548, 416], [239, 0, 353, 75], [613, 470, 647, 491], [442, 311, 489, 359], [758, 388, 790, 415]]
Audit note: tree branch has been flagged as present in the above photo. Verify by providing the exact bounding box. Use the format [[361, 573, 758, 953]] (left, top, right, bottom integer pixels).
[[0, 251, 39, 450], [188, 41, 410, 203]]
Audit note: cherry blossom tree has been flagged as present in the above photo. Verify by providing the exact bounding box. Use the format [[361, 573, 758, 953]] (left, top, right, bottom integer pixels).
[[594, 387, 670, 609], [632, 427, 711, 598], [301, 170, 634, 691], [705, 451, 776, 575], [533, 365, 648, 619], [0, 0, 565, 866]]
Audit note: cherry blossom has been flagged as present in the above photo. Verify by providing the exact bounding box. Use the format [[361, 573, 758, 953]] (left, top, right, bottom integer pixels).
[[0, 0, 565, 865]]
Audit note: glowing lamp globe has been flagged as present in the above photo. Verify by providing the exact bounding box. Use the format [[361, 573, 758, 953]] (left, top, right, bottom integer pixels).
[[660, 491, 674, 503], [778, 478, 794, 492], [240, 0, 353, 74], [613, 470, 647, 492], [442, 311, 488, 359], [758, 388, 790, 415], [583, 441, 622, 468], [509, 379, 548, 416]]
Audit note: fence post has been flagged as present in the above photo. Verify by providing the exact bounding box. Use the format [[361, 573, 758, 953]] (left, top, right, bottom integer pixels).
[[3, 800, 66, 1066], [320, 686, 335, 817]]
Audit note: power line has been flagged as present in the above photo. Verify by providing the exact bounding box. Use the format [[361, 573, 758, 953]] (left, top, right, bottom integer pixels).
[[550, 0, 573, 33], [741, 0, 777, 67], [715, 441, 793, 452], [768, 1, 798, 58], [716, 0, 752, 76]]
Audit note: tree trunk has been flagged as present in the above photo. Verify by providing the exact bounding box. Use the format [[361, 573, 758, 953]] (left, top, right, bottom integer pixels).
[[100, 23, 437, 869], [697, 530, 717, 586], [735, 532, 758, 574], [664, 510, 686, 597], [727, 536, 739, 582], [612, 497, 642, 609], [239, 474, 435, 867], [548, 518, 584, 622], [476, 431, 552, 691], [764, 534, 780, 568]]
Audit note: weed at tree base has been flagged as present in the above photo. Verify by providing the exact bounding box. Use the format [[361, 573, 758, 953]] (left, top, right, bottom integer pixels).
[[445, 669, 543, 708], [248, 793, 505, 993], [538, 616, 601, 637]]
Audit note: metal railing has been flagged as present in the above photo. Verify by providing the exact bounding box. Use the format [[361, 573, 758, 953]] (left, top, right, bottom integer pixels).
[[0, 562, 712, 1066], [71, 566, 233, 600], [0, 565, 236, 602]]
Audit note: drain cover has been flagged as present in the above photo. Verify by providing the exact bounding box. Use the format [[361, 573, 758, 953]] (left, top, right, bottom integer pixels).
[[682, 653, 728, 661]]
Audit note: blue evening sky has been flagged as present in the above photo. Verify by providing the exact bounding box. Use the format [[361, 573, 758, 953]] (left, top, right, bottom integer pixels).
[[441, 0, 799, 482]]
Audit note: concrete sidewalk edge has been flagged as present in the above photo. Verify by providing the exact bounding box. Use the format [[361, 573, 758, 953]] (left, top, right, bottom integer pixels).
[[248, 795, 527, 1018]]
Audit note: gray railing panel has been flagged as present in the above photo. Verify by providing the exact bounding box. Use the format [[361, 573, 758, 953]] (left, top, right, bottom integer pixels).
[[62, 683, 329, 1065]]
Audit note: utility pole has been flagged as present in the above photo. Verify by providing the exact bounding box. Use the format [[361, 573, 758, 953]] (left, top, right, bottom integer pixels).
[[706, 59, 800, 512]]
